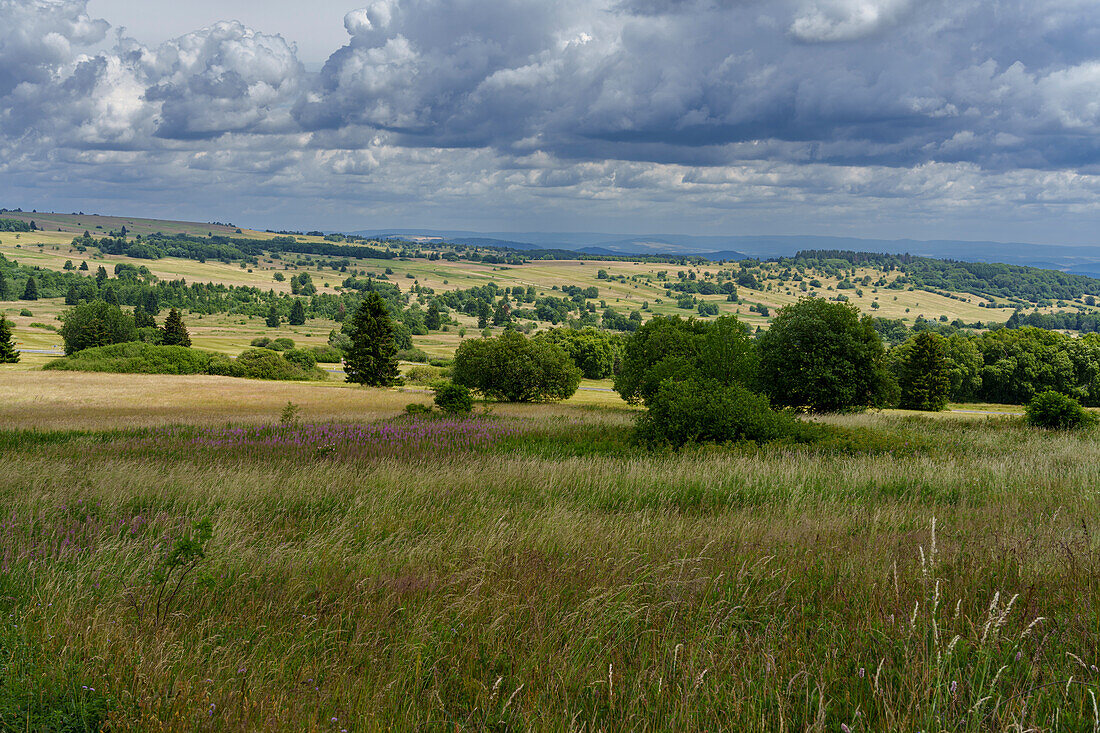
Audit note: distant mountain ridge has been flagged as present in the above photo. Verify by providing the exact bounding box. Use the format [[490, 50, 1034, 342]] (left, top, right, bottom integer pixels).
[[351, 228, 1100, 271]]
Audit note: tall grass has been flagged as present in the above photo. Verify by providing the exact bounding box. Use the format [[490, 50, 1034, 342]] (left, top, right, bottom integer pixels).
[[0, 411, 1097, 729]]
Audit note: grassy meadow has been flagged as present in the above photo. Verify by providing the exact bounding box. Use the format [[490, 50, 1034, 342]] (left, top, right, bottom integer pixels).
[[1, 370, 1099, 730]]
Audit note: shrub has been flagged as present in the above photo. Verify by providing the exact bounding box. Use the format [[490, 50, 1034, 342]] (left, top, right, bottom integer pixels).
[[251, 336, 273, 348], [434, 383, 473, 414], [270, 337, 295, 351], [396, 348, 431, 363], [405, 402, 433, 415], [453, 330, 581, 402], [19, 308, 32, 317], [404, 365, 440, 385], [635, 377, 802, 447], [234, 348, 323, 381], [309, 345, 344, 363], [284, 347, 317, 370], [1025, 390, 1098, 430], [59, 302, 137, 355], [43, 342, 213, 375]]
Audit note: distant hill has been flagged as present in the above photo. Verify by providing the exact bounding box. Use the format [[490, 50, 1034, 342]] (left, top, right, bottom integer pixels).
[[350, 228, 1100, 270]]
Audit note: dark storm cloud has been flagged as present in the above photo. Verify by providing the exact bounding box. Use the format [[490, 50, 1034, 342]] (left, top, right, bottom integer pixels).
[[5, 0, 1100, 238]]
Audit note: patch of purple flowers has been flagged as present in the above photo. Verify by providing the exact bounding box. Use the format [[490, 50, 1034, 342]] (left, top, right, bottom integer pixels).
[[140, 417, 518, 460]]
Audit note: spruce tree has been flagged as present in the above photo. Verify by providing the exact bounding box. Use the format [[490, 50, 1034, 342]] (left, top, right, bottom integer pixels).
[[898, 331, 951, 411], [0, 272, 10, 300], [133, 304, 156, 328], [161, 308, 191, 347], [0, 317, 19, 363], [20, 276, 37, 301], [95, 267, 108, 286], [78, 260, 88, 271], [266, 304, 281, 328], [425, 301, 442, 330], [142, 290, 159, 316], [288, 299, 306, 326], [65, 285, 79, 305], [344, 290, 399, 386]]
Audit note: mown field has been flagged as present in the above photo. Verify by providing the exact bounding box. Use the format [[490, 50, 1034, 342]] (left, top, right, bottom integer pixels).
[[0, 368, 1098, 731]]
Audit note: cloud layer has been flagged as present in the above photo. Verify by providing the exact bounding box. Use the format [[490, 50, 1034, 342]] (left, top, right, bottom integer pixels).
[[4, 0, 1100, 240]]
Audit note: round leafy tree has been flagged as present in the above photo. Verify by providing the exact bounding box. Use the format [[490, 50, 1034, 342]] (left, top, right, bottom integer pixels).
[[161, 308, 192, 347], [0, 316, 19, 363], [344, 290, 400, 386], [894, 331, 951, 411], [758, 298, 892, 412], [434, 383, 473, 414], [452, 330, 581, 402], [60, 302, 137, 355], [1025, 390, 1097, 430]]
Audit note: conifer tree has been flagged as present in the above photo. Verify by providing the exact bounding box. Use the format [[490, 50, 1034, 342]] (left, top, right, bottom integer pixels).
[[266, 304, 281, 328], [288, 299, 306, 326], [344, 290, 399, 386], [425, 301, 442, 330], [0, 316, 19, 363], [95, 267, 108, 286], [0, 272, 10, 300], [78, 261, 89, 271], [20, 276, 37, 301], [898, 331, 951, 411], [103, 287, 119, 306], [133, 304, 156, 328], [161, 308, 191, 347]]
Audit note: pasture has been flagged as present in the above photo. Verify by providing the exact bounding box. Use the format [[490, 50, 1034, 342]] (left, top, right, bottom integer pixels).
[[0, 370, 1098, 730]]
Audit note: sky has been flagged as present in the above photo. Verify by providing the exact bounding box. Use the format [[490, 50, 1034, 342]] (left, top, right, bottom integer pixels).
[[4, 0, 1100, 243]]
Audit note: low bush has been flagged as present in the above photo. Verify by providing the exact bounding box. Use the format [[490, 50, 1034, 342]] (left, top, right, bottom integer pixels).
[[434, 383, 473, 414], [284, 347, 317, 370], [405, 402, 433, 415], [250, 336, 273, 348], [397, 348, 431, 363], [635, 377, 802, 447], [43, 342, 212, 375], [404, 365, 441, 385], [19, 308, 32, 317], [270, 337, 295, 352], [28, 322, 58, 332], [1025, 390, 1098, 430], [45, 343, 327, 381], [309, 345, 344, 363], [233, 348, 324, 381]]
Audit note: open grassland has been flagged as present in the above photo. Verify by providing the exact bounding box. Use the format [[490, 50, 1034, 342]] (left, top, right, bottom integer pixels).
[[0, 376, 1099, 730], [10, 225, 1100, 352]]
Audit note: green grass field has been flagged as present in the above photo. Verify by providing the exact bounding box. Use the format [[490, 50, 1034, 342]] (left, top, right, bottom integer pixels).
[[0, 378, 1097, 730]]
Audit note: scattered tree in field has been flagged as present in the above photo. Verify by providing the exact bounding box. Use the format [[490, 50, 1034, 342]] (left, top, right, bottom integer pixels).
[[20, 276, 37, 301], [265, 305, 281, 328], [78, 261, 89, 271], [452, 330, 581, 402], [758, 298, 892, 412], [0, 317, 19, 363], [433, 383, 472, 414], [425, 301, 442, 330], [615, 315, 757, 406], [1025, 390, 1097, 430], [288, 299, 307, 326], [60, 302, 136, 354], [344, 290, 400, 386], [161, 308, 191, 347], [536, 327, 618, 380], [895, 331, 951, 411]]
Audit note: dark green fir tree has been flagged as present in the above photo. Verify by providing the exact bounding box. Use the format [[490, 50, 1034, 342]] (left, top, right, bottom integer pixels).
[[265, 304, 281, 328], [288, 299, 306, 326], [0, 272, 10, 300], [344, 289, 399, 386], [161, 308, 192, 347], [20, 276, 37, 301], [0, 316, 19, 363]]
